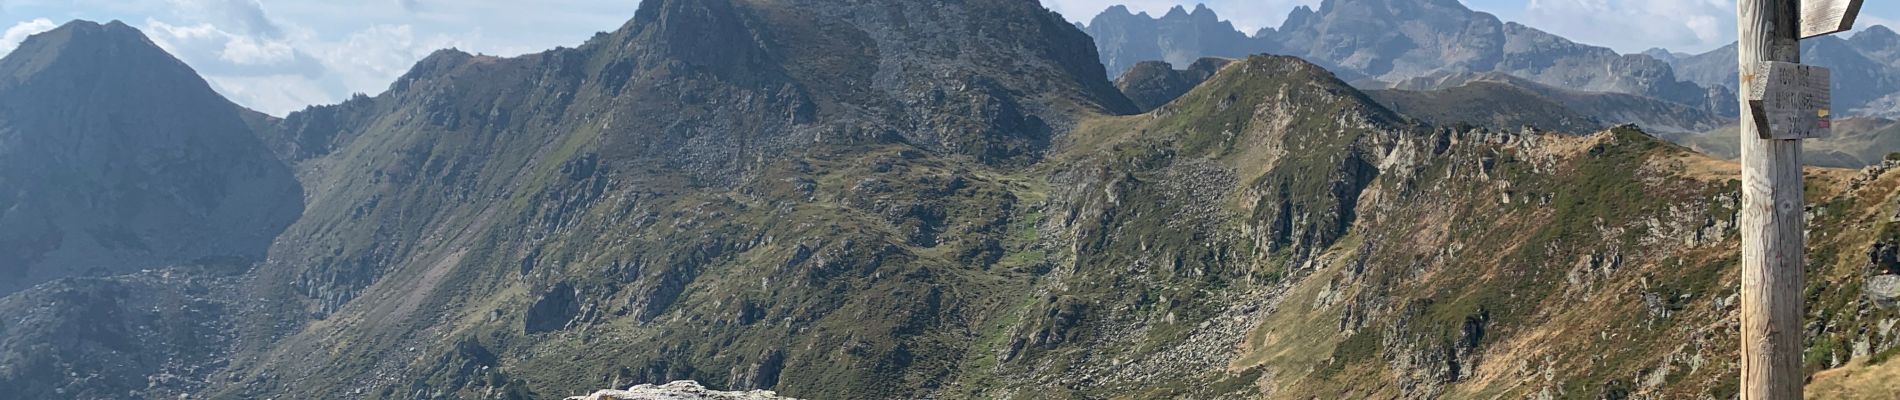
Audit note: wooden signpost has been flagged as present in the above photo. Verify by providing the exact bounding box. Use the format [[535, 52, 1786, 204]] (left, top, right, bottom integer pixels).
[[1747, 61, 1832, 140], [1737, 0, 1859, 398], [1800, 0, 1866, 38]]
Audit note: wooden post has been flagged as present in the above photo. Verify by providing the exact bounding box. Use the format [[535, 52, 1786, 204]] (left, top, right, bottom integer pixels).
[[1738, 0, 1806, 398]]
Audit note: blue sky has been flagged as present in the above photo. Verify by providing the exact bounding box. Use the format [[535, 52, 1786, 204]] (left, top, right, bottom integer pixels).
[[2, 0, 1894, 116]]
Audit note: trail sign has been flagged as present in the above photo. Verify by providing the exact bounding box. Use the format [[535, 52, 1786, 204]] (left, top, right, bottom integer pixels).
[[1746, 61, 1831, 140], [1800, 0, 1866, 38]]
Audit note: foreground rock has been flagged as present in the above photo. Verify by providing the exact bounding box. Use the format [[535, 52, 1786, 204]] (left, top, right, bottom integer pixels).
[[566, 381, 797, 400]]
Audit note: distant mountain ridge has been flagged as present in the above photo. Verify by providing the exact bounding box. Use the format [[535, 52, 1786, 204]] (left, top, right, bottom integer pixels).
[[1084, 5, 1271, 81], [1084, 0, 1721, 112], [1372, 72, 1726, 137], [1666, 25, 1900, 116], [1083, 0, 1899, 120]]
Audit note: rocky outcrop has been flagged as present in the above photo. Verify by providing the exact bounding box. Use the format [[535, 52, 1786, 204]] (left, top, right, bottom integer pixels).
[[1871, 275, 1900, 309], [567, 381, 798, 400], [0, 264, 247, 399], [1114, 57, 1231, 111]]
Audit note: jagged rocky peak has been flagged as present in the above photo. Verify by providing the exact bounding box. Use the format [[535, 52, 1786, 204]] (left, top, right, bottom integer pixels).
[[591, 0, 1138, 160], [0, 19, 302, 296], [1083, 3, 1267, 77]]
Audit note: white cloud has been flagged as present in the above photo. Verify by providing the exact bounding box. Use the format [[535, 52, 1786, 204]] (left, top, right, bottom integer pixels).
[[203, 74, 334, 115], [145, 20, 300, 67], [1, 18, 57, 55], [149, 20, 474, 115], [1523, 0, 1735, 53], [219, 33, 296, 65], [165, 0, 283, 37], [303, 24, 472, 97]]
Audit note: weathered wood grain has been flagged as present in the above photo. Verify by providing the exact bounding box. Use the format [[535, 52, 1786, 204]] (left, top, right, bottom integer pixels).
[[1738, 0, 1807, 399], [1746, 61, 1832, 139], [1800, 0, 1864, 38]]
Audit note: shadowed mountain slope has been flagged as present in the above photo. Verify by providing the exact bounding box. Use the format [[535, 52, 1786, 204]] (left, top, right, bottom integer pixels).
[[0, 21, 301, 296]]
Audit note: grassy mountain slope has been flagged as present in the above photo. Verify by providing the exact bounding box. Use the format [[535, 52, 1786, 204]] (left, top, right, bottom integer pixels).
[[202, 0, 1135, 398], [1053, 56, 1900, 399], [3, 4, 1899, 400], [205, 35, 1900, 400]]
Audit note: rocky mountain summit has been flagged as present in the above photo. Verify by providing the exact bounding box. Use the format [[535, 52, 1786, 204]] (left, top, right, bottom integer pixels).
[[0, 20, 302, 296]]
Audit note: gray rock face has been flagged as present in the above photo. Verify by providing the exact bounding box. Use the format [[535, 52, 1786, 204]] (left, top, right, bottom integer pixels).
[[1083, 5, 1270, 78], [567, 381, 799, 400], [1870, 275, 1900, 309], [0, 21, 303, 296], [0, 264, 248, 399]]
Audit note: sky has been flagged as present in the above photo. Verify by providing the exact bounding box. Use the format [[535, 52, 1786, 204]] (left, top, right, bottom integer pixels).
[[1, 0, 1895, 116]]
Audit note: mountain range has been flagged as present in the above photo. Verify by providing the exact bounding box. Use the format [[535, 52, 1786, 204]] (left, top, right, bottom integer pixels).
[[1085, 0, 1900, 170], [1, 0, 1898, 399], [1085, 0, 1725, 112]]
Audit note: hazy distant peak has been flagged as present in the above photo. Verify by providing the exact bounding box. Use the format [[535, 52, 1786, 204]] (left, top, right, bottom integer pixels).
[[0, 19, 201, 90]]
